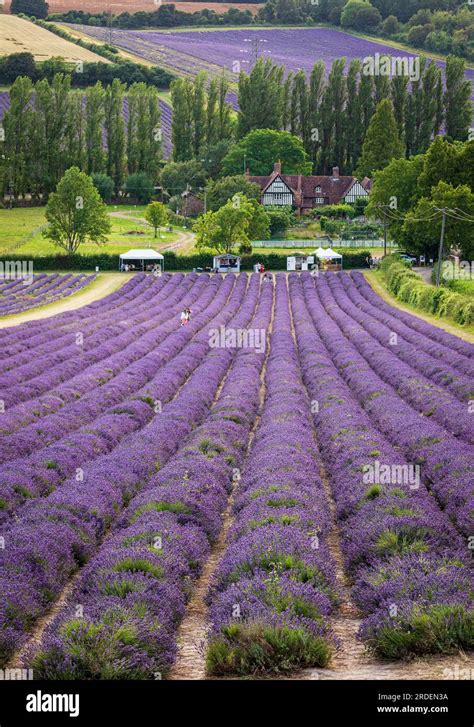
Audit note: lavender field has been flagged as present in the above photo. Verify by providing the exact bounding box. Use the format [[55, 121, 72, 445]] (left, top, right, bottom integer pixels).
[[0, 270, 472, 679], [0, 273, 96, 316], [68, 25, 474, 98]]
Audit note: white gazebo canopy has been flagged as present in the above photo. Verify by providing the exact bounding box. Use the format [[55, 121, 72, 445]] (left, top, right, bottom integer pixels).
[[119, 249, 164, 271], [120, 249, 164, 261], [313, 247, 326, 257], [313, 247, 342, 260]]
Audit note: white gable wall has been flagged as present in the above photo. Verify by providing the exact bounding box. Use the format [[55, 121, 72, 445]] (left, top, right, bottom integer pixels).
[[262, 176, 294, 207], [344, 181, 368, 203]]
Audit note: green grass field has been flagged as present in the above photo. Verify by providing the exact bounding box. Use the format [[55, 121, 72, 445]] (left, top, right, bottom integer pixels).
[[0, 206, 185, 256]]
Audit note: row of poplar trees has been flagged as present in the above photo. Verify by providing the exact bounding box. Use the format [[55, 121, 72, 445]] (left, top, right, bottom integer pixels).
[[170, 71, 234, 162], [238, 55, 472, 175], [170, 54, 471, 176], [1, 74, 163, 198]]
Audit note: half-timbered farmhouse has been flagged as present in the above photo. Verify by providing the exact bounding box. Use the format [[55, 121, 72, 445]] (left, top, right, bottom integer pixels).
[[248, 161, 372, 215]]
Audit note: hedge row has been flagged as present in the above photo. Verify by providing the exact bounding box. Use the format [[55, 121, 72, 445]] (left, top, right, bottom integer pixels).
[[380, 255, 474, 326], [3, 250, 369, 272]]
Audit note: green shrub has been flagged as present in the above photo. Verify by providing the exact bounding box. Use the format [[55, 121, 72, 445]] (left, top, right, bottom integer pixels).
[[380, 255, 474, 326]]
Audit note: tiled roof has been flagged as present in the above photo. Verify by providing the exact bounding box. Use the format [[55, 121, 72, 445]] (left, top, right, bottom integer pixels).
[[249, 171, 362, 207]]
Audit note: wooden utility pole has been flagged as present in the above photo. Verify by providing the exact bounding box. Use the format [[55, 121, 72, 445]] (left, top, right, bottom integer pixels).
[[435, 207, 447, 287]]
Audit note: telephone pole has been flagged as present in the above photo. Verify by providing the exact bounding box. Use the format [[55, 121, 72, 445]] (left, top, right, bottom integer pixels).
[[434, 207, 447, 287]]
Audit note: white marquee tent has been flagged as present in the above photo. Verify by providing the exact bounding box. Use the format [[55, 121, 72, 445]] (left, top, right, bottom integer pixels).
[[119, 249, 164, 272], [312, 247, 343, 270]]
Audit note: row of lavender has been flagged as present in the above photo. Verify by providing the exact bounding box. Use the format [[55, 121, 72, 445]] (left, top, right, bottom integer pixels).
[[291, 273, 472, 659], [24, 275, 272, 677], [0, 274, 96, 316], [206, 274, 339, 675], [0, 270, 249, 662]]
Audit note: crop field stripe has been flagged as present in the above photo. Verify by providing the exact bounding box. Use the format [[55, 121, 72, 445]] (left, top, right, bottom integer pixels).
[[0, 274, 184, 409], [69, 26, 474, 103], [342, 274, 473, 385], [0, 273, 472, 674], [0, 274, 97, 316], [359, 272, 474, 353]]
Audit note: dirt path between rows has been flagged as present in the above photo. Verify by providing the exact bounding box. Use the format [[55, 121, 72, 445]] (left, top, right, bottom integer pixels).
[[169, 277, 275, 680], [0, 274, 128, 329]]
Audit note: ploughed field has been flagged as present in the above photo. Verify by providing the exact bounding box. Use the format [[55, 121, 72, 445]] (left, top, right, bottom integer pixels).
[[0, 271, 472, 678], [0, 274, 96, 316]]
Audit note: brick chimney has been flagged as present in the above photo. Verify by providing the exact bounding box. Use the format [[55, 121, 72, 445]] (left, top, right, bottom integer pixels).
[[332, 166, 340, 180], [274, 160, 282, 174]]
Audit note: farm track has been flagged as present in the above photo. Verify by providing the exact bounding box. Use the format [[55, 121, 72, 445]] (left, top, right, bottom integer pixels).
[[108, 211, 196, 252]]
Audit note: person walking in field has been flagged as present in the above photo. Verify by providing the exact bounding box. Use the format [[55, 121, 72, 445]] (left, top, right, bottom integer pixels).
[[180, 307, 192, 326]]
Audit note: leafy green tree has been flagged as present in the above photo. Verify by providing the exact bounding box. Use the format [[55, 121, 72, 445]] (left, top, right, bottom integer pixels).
[[247, 198, 271, 241], [381, 15, 401, 36], [91, 173, 114, 202], [407, 24, 432, 48], [105, 79, 126, 191], [237, 58, 284, 138], [417, 136, 460, 195], [32, 74, 72, 196], [356, 99, 404, 178], [266, 206, 294, 237], [403, 181, 474, 260], [145, 201, 168, 237], [10, 0, 49, 19], [170, 78, 194, 162], [192, 71, 207, 158], [126, 83, 162, 181], [2, 76, 35, 198], [161, 160, 207, 197], [222, 129, 311, 176], [85, 82, 106, 176], [200, 139, 232, 180], [341, 0, 382, 31], [43, 167, 111, 254], [345, 59, 363, 174], [444, 55, 472, 141], [193, 194, 269, 254], [207, 175, 261, 211], [125, 171, 154, 203], [366, 154, 425, 242], [0, 53, 36, 83]]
